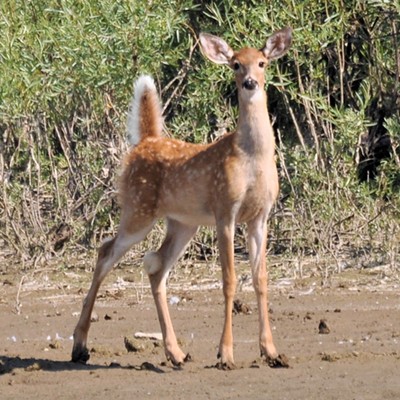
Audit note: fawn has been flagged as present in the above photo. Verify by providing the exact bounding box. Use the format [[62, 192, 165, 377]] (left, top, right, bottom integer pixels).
[[71, 27, 292, 369]]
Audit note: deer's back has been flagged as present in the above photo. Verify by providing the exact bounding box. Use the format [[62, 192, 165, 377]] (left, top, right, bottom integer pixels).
[[119, 134, 278, 225]]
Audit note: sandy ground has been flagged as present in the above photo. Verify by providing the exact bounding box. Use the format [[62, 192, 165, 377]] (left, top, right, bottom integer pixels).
[[1, 260, 399, 399]]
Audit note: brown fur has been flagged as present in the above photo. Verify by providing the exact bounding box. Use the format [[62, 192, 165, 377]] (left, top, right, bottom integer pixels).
[[138, 92, 162, 139]]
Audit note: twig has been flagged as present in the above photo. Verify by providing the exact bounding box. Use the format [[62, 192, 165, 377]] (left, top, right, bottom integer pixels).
[[15, 275, 26, 315], [276, 128, 297, 196], [161, 38, 199, 114]]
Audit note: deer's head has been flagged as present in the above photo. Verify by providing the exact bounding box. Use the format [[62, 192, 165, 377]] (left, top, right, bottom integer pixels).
[[199, 27, 292, 100]]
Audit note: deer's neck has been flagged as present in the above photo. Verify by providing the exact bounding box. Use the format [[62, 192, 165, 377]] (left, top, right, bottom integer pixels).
[[235, 92, 275, 159]]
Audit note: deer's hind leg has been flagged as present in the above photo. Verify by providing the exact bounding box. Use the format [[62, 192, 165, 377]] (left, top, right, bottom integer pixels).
[[144, 218, 197, 366], [71, 215, 155, 363]]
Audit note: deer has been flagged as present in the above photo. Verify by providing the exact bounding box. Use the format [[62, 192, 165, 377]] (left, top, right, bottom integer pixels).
[[71, 27, 293, 370]]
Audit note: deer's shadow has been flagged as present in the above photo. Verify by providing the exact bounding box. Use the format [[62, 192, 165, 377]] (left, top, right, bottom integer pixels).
[[0, 355, 165, 375]]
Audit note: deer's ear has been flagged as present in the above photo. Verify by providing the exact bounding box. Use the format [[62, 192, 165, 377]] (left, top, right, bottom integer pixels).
[[199, 33, 234, 65], [262, 27, 292, 61]]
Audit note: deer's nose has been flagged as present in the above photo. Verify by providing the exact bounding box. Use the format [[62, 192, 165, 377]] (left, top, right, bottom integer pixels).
[[242, 78, 258, 91]]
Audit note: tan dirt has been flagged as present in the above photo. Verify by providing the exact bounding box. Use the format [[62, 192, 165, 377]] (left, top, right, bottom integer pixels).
[[1, 262, 399, 399]]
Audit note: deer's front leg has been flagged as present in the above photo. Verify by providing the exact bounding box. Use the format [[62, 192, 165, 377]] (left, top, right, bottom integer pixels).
[[216, 221, 236, 369], [248, 215, 289, 368]]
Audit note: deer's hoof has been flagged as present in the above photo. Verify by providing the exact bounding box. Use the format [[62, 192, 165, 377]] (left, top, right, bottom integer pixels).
[[71, 345, 90, 364], [215, 361, 236, 370], [266, 353, 290, 368]]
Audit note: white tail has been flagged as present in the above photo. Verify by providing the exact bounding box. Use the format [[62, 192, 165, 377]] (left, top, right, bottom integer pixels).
[[126, 75, 163, 146], [72, 27, 293, 369]]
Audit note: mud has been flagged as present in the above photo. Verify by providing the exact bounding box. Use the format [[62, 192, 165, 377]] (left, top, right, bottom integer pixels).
[[1, 262, 399, 399]]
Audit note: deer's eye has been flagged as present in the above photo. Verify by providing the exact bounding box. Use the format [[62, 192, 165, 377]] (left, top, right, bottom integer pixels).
[[233, 61, 240, 71], [259, 61, 266, 68]]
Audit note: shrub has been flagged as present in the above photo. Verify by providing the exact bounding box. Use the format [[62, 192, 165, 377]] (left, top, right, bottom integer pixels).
[[0, 0, 398, 272]]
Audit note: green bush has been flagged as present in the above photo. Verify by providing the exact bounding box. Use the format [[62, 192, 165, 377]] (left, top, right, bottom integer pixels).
[[0, 0, 399, 271]]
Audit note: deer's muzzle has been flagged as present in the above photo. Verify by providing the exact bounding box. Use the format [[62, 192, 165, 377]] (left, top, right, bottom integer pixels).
[[242, 78, 258, 91]]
